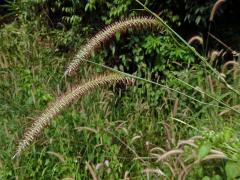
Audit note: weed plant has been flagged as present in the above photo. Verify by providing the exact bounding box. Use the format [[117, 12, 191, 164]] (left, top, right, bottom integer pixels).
[[0, 0, 240, 179]]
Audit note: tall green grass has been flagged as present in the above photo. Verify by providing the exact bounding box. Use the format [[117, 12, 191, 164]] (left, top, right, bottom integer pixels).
[[0, 3, 240, 180]]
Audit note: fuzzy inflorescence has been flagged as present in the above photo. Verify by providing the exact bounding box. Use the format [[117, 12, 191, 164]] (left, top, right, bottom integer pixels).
[[188, 36, 203, 45], [14, 73, 134, 158], [209, 0, 225, 21], [64, 16, 162, 76]]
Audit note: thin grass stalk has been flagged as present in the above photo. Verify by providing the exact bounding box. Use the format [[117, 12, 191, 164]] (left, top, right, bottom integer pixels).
[[207, 75, 214, 93], [172, 98, 179, 118], [136, 0, 240, 96], [175, 77, 240, 114], [219, 104, 240, 116], [13, 73, 133, 158], [85, 58, 240, 115], [205, 22, 212, 56], [170, 117, 199, 131], [208, 32, 235, 53], [105, 129, 145, 163], [83, 59, 229, 110]]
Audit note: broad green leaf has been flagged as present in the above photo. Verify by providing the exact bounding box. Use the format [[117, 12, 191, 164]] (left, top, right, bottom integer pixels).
[[202, 176, 210, 180], [225, 161, 240, 179], [115, 31, 121, 41], [198, 143, 211, 160]]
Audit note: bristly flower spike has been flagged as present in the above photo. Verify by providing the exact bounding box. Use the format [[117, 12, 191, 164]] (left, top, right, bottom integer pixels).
[[209, 0, 226, 21], [13, 73, 134, 158], [188, 35, 203, 45], [64, 16, 162, 76]]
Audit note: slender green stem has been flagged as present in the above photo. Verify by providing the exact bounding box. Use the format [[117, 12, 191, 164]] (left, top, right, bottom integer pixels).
[[135, 0, 240, 96], [205, 22, 212, 56], [175, 77, 240, 114], [170, 117, 199, 131], [83, 59, 230, 109]]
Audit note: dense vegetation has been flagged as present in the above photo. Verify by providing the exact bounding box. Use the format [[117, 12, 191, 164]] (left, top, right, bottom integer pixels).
[[0, 0, 240, 179]]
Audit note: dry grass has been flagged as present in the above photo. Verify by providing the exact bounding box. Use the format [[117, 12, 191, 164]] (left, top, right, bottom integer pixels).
[[145, 135, 227, 179]]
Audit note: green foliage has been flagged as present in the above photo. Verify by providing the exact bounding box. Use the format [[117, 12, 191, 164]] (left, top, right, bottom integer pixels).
[[184, 0, 213, 27], [225, 161, 240, 179], [198, 143, 211, 160], [1, 0, 240, 179], [142, 35, 195, 72]]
